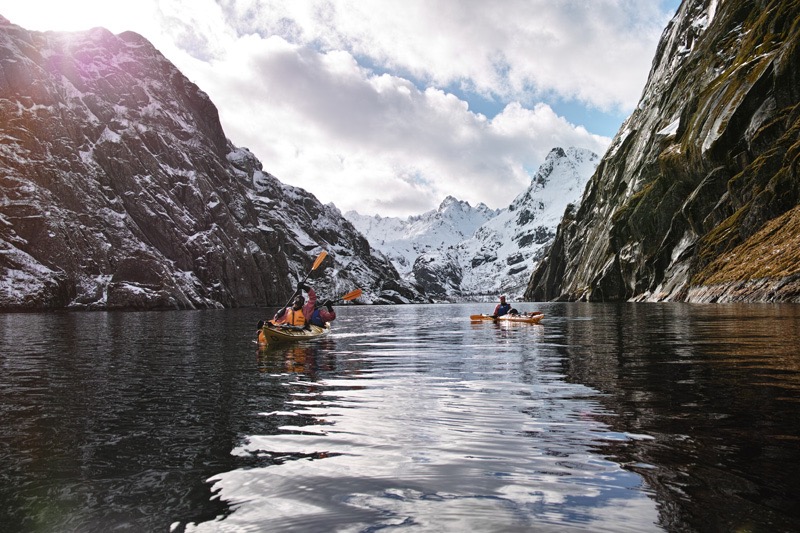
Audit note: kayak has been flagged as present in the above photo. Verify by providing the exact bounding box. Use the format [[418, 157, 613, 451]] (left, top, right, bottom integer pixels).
[[470, 313, 544, 324], [260, 322, 331, 344]]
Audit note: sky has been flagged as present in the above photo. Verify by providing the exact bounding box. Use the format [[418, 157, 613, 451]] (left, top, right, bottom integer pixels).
[[2, 0, 680, 217]]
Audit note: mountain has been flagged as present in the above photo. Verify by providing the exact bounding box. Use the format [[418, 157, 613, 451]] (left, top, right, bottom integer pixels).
[[346, 196, 498, 276], [347, 147, 598, 300], [457, 147, 599, 297], [0, 18, 423, 310], [526, 0, 800, 303]]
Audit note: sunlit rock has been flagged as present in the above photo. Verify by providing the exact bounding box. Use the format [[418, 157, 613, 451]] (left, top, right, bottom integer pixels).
[[526, 0, 800, 303]]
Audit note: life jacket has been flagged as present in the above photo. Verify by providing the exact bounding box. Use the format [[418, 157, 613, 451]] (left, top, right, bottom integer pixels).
[[495, 303, 511, 316], [309, 309, 325, 327], [285, 307, 306, 327]]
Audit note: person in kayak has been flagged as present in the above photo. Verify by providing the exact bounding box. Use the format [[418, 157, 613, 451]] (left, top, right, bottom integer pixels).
[[492, 295, 512, 318], [272, 282, 317, 327], [309, 299, 336, 327]]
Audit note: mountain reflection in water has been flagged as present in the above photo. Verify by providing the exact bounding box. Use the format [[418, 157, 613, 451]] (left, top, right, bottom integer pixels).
[[0, 303, 798, 532]]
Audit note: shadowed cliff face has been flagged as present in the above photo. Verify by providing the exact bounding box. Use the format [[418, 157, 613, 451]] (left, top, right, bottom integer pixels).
[[0, 19, 421, 310], [526, 0, 800, 303]]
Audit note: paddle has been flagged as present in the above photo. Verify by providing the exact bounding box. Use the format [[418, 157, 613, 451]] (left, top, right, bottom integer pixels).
[[314, 288, 362, 309], [335, 288, 362, 303], [279, 250, 328, 310]]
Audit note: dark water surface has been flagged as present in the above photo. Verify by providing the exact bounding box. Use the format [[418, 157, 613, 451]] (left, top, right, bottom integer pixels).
[[1, 303, 798, 532]]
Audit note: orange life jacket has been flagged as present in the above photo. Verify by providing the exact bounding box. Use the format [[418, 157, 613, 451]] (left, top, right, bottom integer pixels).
[[285, 308, 306, 326]]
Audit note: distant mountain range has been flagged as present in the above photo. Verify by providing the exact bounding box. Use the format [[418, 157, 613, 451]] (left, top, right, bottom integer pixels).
[[347, 147, 599, 300]]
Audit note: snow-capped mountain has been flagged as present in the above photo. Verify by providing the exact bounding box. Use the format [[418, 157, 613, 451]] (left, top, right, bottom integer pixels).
[[457, 147, 599, 297], [346, 196, 498, 276], [346, 147, 599, 300]]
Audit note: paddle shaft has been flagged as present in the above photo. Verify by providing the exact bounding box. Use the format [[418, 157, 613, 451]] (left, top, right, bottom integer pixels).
[[278, 250, 327, 310]]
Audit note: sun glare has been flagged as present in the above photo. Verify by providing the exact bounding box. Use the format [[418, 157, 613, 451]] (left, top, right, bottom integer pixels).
[[3, 1, 153, 35]]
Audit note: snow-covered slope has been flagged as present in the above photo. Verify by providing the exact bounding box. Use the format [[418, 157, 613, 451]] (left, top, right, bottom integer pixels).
[[346, 196, 498, 276], [458, 147, 599, 297], [346, 147, 599, 300]]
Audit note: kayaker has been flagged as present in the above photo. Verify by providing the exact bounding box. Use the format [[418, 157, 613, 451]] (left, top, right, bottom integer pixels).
[[272, 283, 317, 327], [256, 320, 267, 345], [492, 295, 512, 318], [309, 299, 336, 327]]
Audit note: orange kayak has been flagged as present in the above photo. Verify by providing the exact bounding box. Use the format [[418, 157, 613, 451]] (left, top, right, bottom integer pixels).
[[470, 313, 544, 324]]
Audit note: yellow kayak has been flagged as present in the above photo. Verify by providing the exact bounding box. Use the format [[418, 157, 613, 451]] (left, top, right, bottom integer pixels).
[[470, 313, 544, 324], [260, 322, 331, 345]]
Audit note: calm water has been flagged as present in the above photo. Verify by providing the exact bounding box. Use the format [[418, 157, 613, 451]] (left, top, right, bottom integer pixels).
[[1, 303, 799, 532]]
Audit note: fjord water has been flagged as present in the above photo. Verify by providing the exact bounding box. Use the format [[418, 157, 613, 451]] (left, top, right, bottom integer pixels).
[[1, 303, 798, 532]]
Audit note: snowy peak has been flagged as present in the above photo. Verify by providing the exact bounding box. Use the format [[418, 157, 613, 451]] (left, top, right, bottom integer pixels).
[[345, 196, 499, 277], [436, 195, 494, 217], [456, 146, 598, 298], [514, 147, 599, 214], [438, 195, 462, 210], [531, 147, 597, 190], [347, 146, 599, 300]]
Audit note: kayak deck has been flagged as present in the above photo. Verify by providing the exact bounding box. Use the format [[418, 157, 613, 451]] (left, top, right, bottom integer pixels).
[[470, 313, 544, 324], [260, 322, 331, 344]]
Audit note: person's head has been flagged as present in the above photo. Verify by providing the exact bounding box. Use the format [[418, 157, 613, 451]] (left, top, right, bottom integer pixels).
[[499, 295, 506, 303], [292, 295, 305, 309]]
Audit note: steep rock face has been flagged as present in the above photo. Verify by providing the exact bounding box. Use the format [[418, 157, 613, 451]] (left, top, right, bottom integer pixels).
[[526, 0, 800, 303], [233, 149, 424, 305], [0, 19, 421, 310]]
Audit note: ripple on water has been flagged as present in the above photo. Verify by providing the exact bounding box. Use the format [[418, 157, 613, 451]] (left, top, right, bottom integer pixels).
[[189, 320, 661, 532]]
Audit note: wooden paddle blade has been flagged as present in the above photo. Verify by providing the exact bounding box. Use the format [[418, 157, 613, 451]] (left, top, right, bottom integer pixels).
[[341, 288, 362, 301], [311, 250, 328, 271]]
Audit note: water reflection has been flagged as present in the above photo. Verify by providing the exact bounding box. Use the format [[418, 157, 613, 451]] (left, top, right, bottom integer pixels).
[[2, 304, 799, 532], [556, 303, 800, 532], [0, 310, 261, 532], [188, 306, 660, 532], [256, 340, 338, 376]]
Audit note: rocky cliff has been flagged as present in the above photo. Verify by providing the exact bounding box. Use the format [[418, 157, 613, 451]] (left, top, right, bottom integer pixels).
[[0, 18, 422, 310], [525, 0, 800, 303]]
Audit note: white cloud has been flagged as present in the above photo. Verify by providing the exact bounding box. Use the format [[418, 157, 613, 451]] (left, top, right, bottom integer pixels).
[[2, 0, 677, 216], [187, 36, 610, 214], [217, 0, 673, 112]]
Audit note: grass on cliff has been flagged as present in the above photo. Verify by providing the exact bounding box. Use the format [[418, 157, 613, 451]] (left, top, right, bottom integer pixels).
[[693, 204, 800, 285]]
